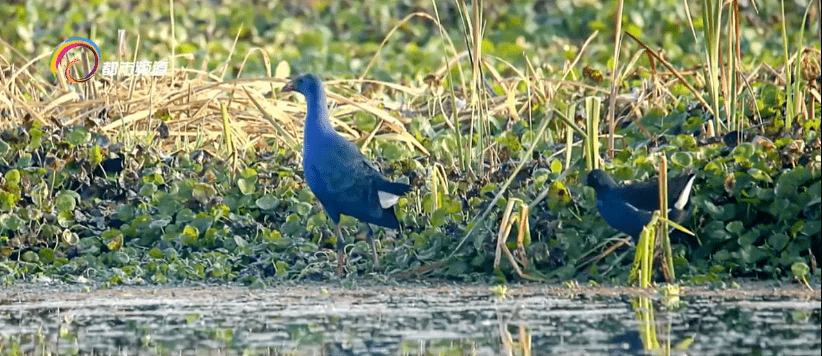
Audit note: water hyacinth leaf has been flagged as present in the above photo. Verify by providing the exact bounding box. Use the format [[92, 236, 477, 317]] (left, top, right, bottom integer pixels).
[[520, 130, 535, 148], [117, 205, 136, 222], [193, 183, 217, 204], [256, 195, 280, 210], [802, 220, 820, 236], [446, 260, 468, 276], [157, 195, 183, 216], [0, 191, 20, 212], [748, 168, 772, 182], [28, 128, 44, 149], [532, 168, 551, 189], [672, 134, 697, 150], [38, 248, 55, 263], [495, 131, 522, 152], [725, 220, 744, 235], [732, 143, 755, 161], [30, 182, 49, 208], [111, 251, 130, 265], [791, 262, 810, 279], [20, 205, 42, 221], [275, 261, 289, 276], [16, 153, 32, 168], [430, 208, 448, 228], [0, 214, 24, 231], [103, 229, 124, 251], [237, 176, 257, 195], [55, 191, 78, 213], [149, 218, 171, 229], [353, 112, 376, 132], [767, 233, 790, 251], [89, 145, 103, 167], [790, 221, 804, 235], [759, 84, 785, 108], [140, 182, 158, 197], [176, 209, 196, 224], [739, 244, 768, 264], [66, 126, 91, 146], [148, 248, 164, 259], [481, 183, 497, 195], [280, 217, 305, 236], [180, 225, 199, 245], [705, 221, 730, 240], [442, 195, 461, 214], [234, 235, 248, 248], [57, 211, 75, 227], [380, 141, 406, 161], [293, 201, 312, 216], [4, 169, 20, 185], [22, 250, 38, 262], [671, 152, 693, 167]]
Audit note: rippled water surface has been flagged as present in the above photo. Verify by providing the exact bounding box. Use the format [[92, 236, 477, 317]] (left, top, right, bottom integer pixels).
[[0, 282, 819, 355]]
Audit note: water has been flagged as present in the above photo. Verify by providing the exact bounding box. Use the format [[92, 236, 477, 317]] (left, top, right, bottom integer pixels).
[[0, 282, 819, 355]]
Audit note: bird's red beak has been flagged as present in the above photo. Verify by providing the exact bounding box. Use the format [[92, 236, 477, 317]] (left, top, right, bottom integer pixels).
[[282, 81, 295, 92]]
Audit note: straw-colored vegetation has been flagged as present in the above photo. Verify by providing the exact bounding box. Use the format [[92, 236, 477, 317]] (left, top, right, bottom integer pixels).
[[0, 0, 819, 288]]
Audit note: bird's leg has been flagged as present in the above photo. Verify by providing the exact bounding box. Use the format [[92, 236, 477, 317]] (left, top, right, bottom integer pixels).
[[366, 224, 381, 270], [335, 224, 346, 277]]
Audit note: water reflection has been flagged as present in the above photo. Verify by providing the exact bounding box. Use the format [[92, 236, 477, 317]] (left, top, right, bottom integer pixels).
[[0, 284, 818, 355]]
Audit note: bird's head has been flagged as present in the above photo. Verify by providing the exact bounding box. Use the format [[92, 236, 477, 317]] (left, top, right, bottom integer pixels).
[[282, 73, 323, 97], [585, 169, 618, 194]]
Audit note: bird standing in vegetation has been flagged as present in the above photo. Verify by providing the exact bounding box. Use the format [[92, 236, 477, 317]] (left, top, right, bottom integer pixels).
[[586, 169, 696, 240], [282, 73, 411, 276]]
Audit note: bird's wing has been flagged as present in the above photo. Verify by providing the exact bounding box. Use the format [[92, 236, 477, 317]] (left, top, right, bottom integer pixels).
[[616, 172, 695, 211]]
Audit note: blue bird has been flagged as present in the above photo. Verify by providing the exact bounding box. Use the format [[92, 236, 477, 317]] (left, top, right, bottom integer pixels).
[[586, 169, 696, 240], [282, 73, 412, 275]]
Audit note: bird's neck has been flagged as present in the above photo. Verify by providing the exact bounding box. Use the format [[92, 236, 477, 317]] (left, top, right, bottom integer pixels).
[[304, 89, 335, 138]]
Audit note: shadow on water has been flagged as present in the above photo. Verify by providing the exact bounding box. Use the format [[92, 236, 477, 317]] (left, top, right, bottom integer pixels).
[[0, 283, 819, 356]]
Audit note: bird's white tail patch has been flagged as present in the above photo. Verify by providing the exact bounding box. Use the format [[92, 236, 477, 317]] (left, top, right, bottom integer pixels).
[[378, 191, 401, 209], [674, 175, 696, 210]]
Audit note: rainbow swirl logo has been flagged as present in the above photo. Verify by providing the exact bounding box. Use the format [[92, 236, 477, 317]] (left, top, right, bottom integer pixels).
[[50, 37, 101, 84]]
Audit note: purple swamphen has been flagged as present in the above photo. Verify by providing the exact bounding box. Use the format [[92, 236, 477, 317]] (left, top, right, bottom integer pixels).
[[586, 169, 696, 240], [282, 73, 412, 275]]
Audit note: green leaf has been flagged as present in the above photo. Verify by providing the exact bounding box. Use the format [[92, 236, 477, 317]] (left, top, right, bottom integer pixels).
[[671, 152, 693, 167], [148, 248, 164, 259], [106, 234, 123, 251], [111, 251, 130, 265], [0, 214, 24, 231], [180, 225, 200, 245], [747, 168, 772, 183], [54, 192, 77, 213], [430, 208, 448, 228], [791, 262, 810, 279], [725, 220, 744, 235], [256, 195, 281, 210], [237, 176, 257, 195], [38, 248, 55, 264], [802, 220, 821, 236], [767, 233, 790, 251], [193, 183, 218, 203], [22, 250, 38, 263], [66, 126, 91, 146], [140, 182, 158, 197], [732, 143, 755, 161]]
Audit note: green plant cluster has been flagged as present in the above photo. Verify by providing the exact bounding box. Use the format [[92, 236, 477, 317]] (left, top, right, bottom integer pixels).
[[0, 0, 820, 285]]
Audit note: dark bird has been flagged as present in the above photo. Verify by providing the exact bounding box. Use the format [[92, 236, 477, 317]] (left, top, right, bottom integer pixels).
[[282, 73, 412, 276], [586, 169, 696, 240]]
